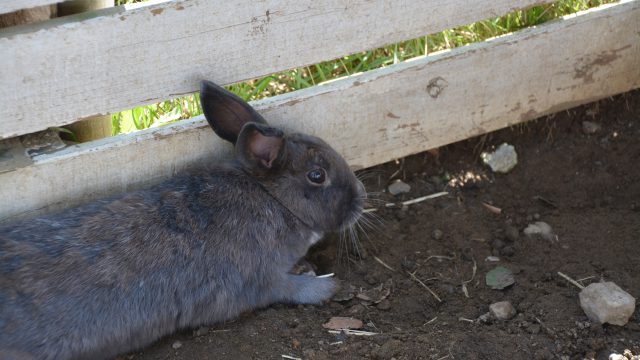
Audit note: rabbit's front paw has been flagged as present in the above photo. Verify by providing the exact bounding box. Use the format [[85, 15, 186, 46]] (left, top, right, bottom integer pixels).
[[281, 274, 336, 305]]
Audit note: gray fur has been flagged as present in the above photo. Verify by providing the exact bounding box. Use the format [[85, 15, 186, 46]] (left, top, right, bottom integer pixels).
[[0, 81, 365, 360]]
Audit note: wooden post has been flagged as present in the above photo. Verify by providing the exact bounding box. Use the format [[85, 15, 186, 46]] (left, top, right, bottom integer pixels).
[[0, 5, 54, 28], [59, 0, 114, 142]]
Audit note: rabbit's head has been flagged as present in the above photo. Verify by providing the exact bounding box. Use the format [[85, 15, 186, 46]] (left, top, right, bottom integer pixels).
[[201, 81, 365, 233]]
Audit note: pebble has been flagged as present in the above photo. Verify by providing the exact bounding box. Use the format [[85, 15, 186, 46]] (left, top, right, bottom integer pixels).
[[579, 282, 636, 326], [193, 326, 209, 337], [171, 341, 182, 350], [371, 339, 402, 359], [491, 238, 506, 250], [388, 180, 411, 196], [526, 323, 541, 334], [376, 299, 391, 311], [348, 304, 366, 315], [489, 301, 517, 320], [500, 246, 515, 257], [481, 143, 518, 173], [478, 312, 492, 324], [504, 225, 519, 242], [432, 229, 444, 240], [401, 258, 417, 271], [534, 348, 554, 360], [523, 222, 555, 241], [582, 121, 601, 134]]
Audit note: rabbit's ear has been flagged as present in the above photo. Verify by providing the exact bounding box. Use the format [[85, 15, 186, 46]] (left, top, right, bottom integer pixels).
[[236, 122, 284, 172], [200, 80, 268, 144]]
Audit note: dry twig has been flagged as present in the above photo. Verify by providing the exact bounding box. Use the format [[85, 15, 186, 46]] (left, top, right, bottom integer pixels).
[[557, 271, 585, 290], [364, 192, 449, 213], [373, 256, 396, 272], [281, 355, 302, 360], [327, 329, 378, 336], [407, 271, 442, 302]]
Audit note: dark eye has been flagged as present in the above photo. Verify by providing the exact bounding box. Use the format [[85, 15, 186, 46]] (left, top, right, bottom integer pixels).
[[306, 168, 326, 184]]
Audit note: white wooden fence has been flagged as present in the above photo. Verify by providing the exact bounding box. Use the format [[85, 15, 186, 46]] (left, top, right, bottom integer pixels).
[[1, 0, 639, 222]]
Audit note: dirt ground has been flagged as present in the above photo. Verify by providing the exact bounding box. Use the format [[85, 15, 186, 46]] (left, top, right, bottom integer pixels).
[[129, 90, 639, 360]]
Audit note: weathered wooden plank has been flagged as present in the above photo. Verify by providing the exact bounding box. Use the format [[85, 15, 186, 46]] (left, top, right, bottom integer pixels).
[[0, 0, 556, 139], [0, 0, 60, 15], [1, 1, 638, 222]]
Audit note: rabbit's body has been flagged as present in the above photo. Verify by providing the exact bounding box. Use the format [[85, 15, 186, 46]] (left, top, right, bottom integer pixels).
[[0, 82, 364, 359]]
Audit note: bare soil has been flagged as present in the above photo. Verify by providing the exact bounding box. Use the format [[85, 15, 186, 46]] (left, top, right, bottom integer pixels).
[[129, 90, 639, 360]]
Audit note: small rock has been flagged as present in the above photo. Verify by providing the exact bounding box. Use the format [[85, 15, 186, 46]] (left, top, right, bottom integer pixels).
[[534, 348, 554, 360], [582, 121, 601, 134], [371, 339, 403, 360], [481, 143, 518, 173], [523, 221, 555, 242], [322, 316, 364, 330], [579, 282, 636, 326], [486, 266, 515, 290], [478, 312, 492, 324], [609, 354, 626, 360], [500, 245, 515, 257], [489, 301, 517, 320], [348, 304, 366, 315], [193, 326, 208, 337], [485, 256, 500, 262], [388, 180, 411, 196], [171, 341, 182, 350], [432, 229, 444, 240], [291, 338, 301, 349], [332, 283, 356, 302], [504, 225, 519, 242], [416, 334, 431, 343], [376, 299, 391, 311], [526, 323, 541, 334], [364, 273, 380, 285], [395, 210, 407, 220], [401, 258, 417, 271], [491, 238, 506, 250]]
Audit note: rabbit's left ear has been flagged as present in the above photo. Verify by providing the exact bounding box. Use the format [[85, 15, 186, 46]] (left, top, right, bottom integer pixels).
[[236, 122, 284, 172], [200, 80, 268, 144]]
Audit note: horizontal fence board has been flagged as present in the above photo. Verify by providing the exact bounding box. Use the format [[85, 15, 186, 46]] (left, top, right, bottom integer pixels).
[[1, 1, 638, 222], [0, 0, 556, 139], [0, 0, 60, 15]]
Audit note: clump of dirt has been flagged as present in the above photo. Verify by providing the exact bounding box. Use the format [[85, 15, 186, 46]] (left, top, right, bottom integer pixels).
[[130, 90, 639, 360]]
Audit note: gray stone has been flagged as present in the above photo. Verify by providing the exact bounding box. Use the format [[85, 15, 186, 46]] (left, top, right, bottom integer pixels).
[[432, 229, 443, 240], [172, 341, 182, 350], [504, 225, 519, 242], [489, 301, 517, 320], [481, 143, 518, 173], [388, 180, 411, 195], [193, 326, 209, 337], [376, 299, 391, 311], [523, 221, 555, 242], [582, 121, 601, 134], [579, 282, 636, 326]]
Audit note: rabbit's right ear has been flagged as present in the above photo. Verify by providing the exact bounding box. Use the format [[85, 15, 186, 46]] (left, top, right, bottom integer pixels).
[[200, 80, 268, 144]]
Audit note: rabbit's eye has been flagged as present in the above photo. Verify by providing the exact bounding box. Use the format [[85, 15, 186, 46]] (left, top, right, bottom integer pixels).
[[307, 168, 326, 185]]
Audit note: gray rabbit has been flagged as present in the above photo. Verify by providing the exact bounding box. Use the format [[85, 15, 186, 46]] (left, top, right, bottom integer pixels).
[[0, 81, 366, 360]]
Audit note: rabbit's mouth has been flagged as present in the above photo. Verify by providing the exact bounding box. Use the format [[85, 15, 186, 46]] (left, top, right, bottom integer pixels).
[[339, 205, 364, 232], [338, 185, 366, 232]]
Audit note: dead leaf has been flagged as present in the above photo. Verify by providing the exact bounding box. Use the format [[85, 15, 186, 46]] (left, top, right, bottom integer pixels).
[[322, 317, 364, 330]]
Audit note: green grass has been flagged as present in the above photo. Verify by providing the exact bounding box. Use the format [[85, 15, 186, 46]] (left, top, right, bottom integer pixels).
[[110, 0, 616, 136]]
